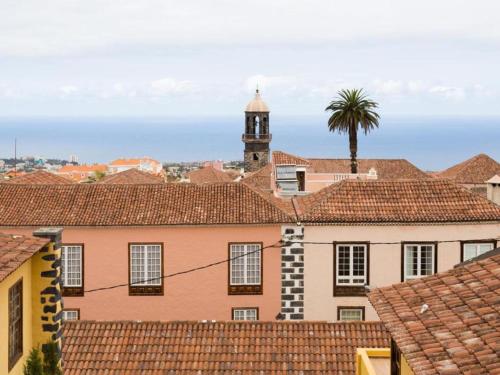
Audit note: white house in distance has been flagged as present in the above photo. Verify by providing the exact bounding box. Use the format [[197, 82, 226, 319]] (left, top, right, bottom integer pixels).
[[108, 157, 163, 175]]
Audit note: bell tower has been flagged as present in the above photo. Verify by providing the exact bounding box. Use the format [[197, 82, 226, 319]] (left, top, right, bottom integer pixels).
[[242, 89, 271, 173]]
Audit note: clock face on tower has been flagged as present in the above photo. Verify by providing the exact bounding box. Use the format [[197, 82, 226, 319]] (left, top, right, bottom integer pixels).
[[243, 90, 271, 173]]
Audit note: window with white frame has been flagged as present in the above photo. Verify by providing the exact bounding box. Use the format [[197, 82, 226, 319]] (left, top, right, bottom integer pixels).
[[338, 307, 364, 321], [276, 165, 299, 192], [230, 244, 261, 285], [404, 244, 435, 280], [462, 243, 495, 262], [62, 310, 79, 321], [130, 244, 162, 286], [336, 244, 367, 286], [232, 308, 258, 321], [61, 245, 83, 287]]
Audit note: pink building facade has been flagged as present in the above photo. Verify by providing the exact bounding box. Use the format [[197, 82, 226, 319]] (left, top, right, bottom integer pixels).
[[0, 183, 292, 322]]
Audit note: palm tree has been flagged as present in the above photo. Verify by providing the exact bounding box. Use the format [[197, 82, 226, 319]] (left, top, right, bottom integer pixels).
[[325, 89, 380, 174]]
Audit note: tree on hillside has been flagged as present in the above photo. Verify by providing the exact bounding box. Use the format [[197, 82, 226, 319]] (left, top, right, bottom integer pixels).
[[325, 89, 380, 174]]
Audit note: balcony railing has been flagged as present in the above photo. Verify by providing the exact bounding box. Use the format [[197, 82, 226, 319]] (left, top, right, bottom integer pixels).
[[242, 133, 272, 142]]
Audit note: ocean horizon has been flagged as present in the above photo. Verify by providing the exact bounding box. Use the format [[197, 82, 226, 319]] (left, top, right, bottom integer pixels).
[[0, 115, 499, 171]]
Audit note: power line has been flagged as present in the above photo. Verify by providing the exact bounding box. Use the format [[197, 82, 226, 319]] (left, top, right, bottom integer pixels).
[[283, 237, 500, 246], [84, 240, 282, 293], [82, 236, 499, 294]]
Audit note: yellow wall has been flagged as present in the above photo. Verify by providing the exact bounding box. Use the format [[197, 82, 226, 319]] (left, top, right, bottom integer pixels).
[[401, 354, 415, 375], [1, 240, 62, 375], [0, 261, 33, 375]]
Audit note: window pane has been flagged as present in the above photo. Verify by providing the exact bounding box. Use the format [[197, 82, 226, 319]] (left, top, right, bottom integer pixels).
[[463, 244, 478, 261], [62, 310, 79, 321], [339, 308, 363, 321], [420, 245, 433, 276], [233, 308, 257, 321], [61, 246, 82, 287], [336, 244, 366, 286], [405, 246, 418, 277], [8, 280, 23, 365], [278, 181, 299, 192], [276, 166, 297, 179], [230, 244, 261, 286], [478, 243, 494, 255], [130, 244, 162, 286]]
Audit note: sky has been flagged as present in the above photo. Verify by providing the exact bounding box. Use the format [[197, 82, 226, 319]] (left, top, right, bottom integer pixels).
[[1, 0, 500, 117]]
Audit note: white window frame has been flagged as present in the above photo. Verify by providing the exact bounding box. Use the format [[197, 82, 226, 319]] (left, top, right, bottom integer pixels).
[[462, 242, 495, 262], [338, 307, 364, 321], [62, 310, 79, 321], [336, 244, 368, 286], [229, 243, 262, 286], [403, 244, 436, 281], [130, 244, 162, 286], [232, 308, 258, 321], [61, 245, 83, 287]]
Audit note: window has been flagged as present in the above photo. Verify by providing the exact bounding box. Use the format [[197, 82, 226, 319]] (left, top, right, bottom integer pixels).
[[462, 242, 495, 262], [336, 244, 367, 285], [334, 244, 369, 296], [62, 309, 80, 321], [337, 306, 365, 321], [232, 308, 258, 321], [276, 166, 299, 192], [8, 279, 23, 371], [228, 243, 262, 295], [403, 244, 436, 281], [129, 243, 163, 296], [61, 245, 84, 296]]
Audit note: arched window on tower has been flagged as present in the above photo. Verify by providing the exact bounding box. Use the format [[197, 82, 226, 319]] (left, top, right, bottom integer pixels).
[[255, 116, 260, 136]]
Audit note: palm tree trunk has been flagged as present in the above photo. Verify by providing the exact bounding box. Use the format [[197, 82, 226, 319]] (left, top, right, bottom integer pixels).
[[349, 122, 358, 174]]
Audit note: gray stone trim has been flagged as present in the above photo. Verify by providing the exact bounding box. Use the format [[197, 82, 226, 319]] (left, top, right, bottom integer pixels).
[[280, 225, 304, 320]]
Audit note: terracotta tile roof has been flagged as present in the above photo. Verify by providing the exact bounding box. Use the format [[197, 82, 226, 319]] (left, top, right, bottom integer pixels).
[[369, 252, 500, 375], [62, 321, 389, 374], [0, 183, 293, 226], [273, 151, 311, 166], [241, 164, 273, 191], [2, 170, 75, 185], [307, 158, 430, 180], [435, 154, 500, 184], [296, 179, 500, 224], [0, 233, 49, 282], [98, 169, 164, 184], [186, 166, 234, 184]]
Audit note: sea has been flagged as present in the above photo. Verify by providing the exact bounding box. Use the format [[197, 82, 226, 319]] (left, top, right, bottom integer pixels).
[[0, 115, 499, 171]]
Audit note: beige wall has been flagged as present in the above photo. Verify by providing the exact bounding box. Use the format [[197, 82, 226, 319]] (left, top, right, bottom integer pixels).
[[304, 223, 499, 321], [2, 225, 282, 321]]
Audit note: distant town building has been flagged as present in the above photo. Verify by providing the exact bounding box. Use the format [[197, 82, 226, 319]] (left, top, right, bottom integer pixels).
[[57, 164, 107, 182], [243, 89, 271, 173], [203, 160, 224, 171], [69, 154, 79, 164], [108, 157, 162, 175]]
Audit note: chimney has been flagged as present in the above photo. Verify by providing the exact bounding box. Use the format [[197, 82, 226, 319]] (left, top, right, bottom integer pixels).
[[486, 175, 500, 205]]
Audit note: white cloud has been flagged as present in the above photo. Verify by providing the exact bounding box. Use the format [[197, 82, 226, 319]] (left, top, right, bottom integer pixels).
[[428, 86, 466, 100], [59, 85, 79, 96], [150, 78, 198, 96], [373, 79, 404, 95], [245, 74, 297, 94], [1, 0, 499, 57]]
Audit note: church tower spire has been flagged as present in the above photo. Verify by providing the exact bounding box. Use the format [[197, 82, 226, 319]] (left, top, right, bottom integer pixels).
[[242, 89, 271, 173]]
